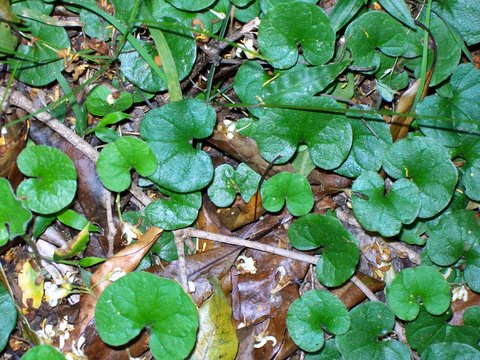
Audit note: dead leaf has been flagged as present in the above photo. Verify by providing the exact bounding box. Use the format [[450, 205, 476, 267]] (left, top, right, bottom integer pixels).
[[17, 260, 44, 310]]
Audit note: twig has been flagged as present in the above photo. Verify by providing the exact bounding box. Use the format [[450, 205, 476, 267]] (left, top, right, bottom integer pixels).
[[350, 275, 379, 301], [105, 194, 116, 257], [174, 232, 189, 293]]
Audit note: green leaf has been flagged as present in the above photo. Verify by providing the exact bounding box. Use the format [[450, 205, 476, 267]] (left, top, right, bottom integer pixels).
[[426, 210, 480, 292], [233, 60, 349, 118], [458, 139, 480, 201], [329, 0, 366, 31], [95, 112, 130, 130], [150, 231, 178, 262], [260, 172, 313, 217], [0, 282, 16, 352], [288, 214, 359, 287], [190, 278, 238, 360], [432, 0, 480, 45], [351, 171, 420, 237], [305, 339, 342, 360], [96, 136, 157, 192], [78, 256, 106, 267], [405, 307, 480, 354], [0, 0, 20, 22], [12, 20, 69, 86], [85, 85, 133, 116], [118, 26, 195, 93], [21, 345, 66, 360], [335, 107, 393, 178], [464, 307, 480, 328], [165, 0, 215, 11], [378, 0, 415, 28], [345, 11, 410, 72], [383, 137, 458, 219], [95, 272, 198, 360], [53, 223, 90, 261], [417, 64, 480, 147], [251, 97, 352, 169], [230, 0, 252, 7], [80, 3, 113, 40], [141, 98, 216, 193], [386, 266, 451, 321], [95, 127, 120, 143], [260, 0, 317, 14], [399, 221, 428, 246], [291, 145, 316, 178], [232, 0, 260, 22], [0, 178, 32, 246], [336, 301, 410, 360], [17, 146, 78, 214], [145, 188, 202, 230], [422, 342, 480, 360], [257, 1, 335, 68], [286, 290, 350, 352], [0, 23, 17, 55], [56, 209, 100, 232], [208, 163, 260, 207]]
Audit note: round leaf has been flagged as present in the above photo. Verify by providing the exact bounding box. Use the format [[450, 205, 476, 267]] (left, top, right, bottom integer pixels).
[[422, 342, 480, 360], [141, 99, 216, 193], [336, 301, 410, 360], [383, 137, 458, 219], [85, 85, 133, 116], [386, 266, 451, 321], [145, 189, 202, 230], [258, 2, 335, 69], [95, 272, 198, 360], [460, 139, 480, 201], [426, 210, 480, 292], [165, 0, 216, 11], [96, 137, 157, 192], [0, 178, 32, 246], [288, 214, 359, 287], [0, 282, 16, 352], [17, 146, 78, 214], [351, 171, 420, 237], [345, 11, 409, 72], [21, 345, 66, 360], [287, 290, 350, 352], [252, 97, 352, 169], [261, 172, 313, 216]]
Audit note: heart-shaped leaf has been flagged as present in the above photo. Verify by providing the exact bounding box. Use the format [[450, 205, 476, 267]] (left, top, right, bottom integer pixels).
[[21, 345, 66, 360], [118, 28, 195, 93], [422, 343, 480, 360], [287, 290, 350, 352], [426, 210, 480, 292], [251, 97, 352, 169], [145, 188, 202, 230], [336, 301, 410, 360], [258, 1, 335, 69], [432, 0, 480, 45], [288, 214, 359, 287], [405, 307, 480, 354], [383, 137, 458, 219], [345, 11, 410, 72], [261, 172, 313, 217], [335, 107, 393, 178], [386, 266, 451, 321], [85, 85, 133, 116], [233, 60, 349, 118], [141, 98, 216, 193], [417, 64, 480, 147], [351, 171, 420, 237], [165, 0, 216, 11], [0, 282, 16, 352], [0, 178, 32, 246], [17, 146, 78, 214], [208, 163, 260, 207], [97, 136, 157, 192], [95, 272, 198, 360]]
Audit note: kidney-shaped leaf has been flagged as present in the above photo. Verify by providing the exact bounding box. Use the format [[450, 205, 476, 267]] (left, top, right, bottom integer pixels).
[[141, 98, 216, 193], [351, 171, 420, 237], [85, 85, 133, 116], [383, 137, 458, 219], [345, 11, 409, 72], [257, 1, 335, 69], [426, 210, 480, 292], [95, 272, 198, 360], [0, 282, 16, 352], [386, 266, 451, 321], [97, 136, 157, 192], [287, 290, 350, 353], [261, 172, 313, 217], [21, 345, 66, 360], [288, 214, 359, 287], [145, 188, 202, 230], [336, 301, 410, 360], [17, 146, 77, 214], [252, 97, 352, 169], [208, 163, 260, 207], [0, 179, 32, 246]]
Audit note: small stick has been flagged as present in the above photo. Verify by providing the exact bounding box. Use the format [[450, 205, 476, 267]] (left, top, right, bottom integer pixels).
[[174, 232, 189, 293]]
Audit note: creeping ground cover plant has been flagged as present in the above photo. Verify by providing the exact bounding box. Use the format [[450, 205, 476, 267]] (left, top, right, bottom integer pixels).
[[0, 0, 480, 359]]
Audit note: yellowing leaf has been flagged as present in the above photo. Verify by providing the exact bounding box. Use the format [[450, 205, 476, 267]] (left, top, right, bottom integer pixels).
[[53, 223, 90, 261], [191, 278, 238, 360], [18, 260, 44, 309], [0, 0, 20, 23]]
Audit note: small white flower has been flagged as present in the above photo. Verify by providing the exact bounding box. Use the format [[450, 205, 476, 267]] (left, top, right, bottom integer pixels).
[[65, 335, 87, 360], [36, 321, 55, 344], [188, 281, 196, 293], [452, 285, 468, 303], [121, 222, 142, 245], [254, 333, 277, 348], [44, 281, 71, 307], [106, 93, 115, 105], [106, 267, 126, 282], [236, 38, 258, 59], [236, 255, 257, 274]]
